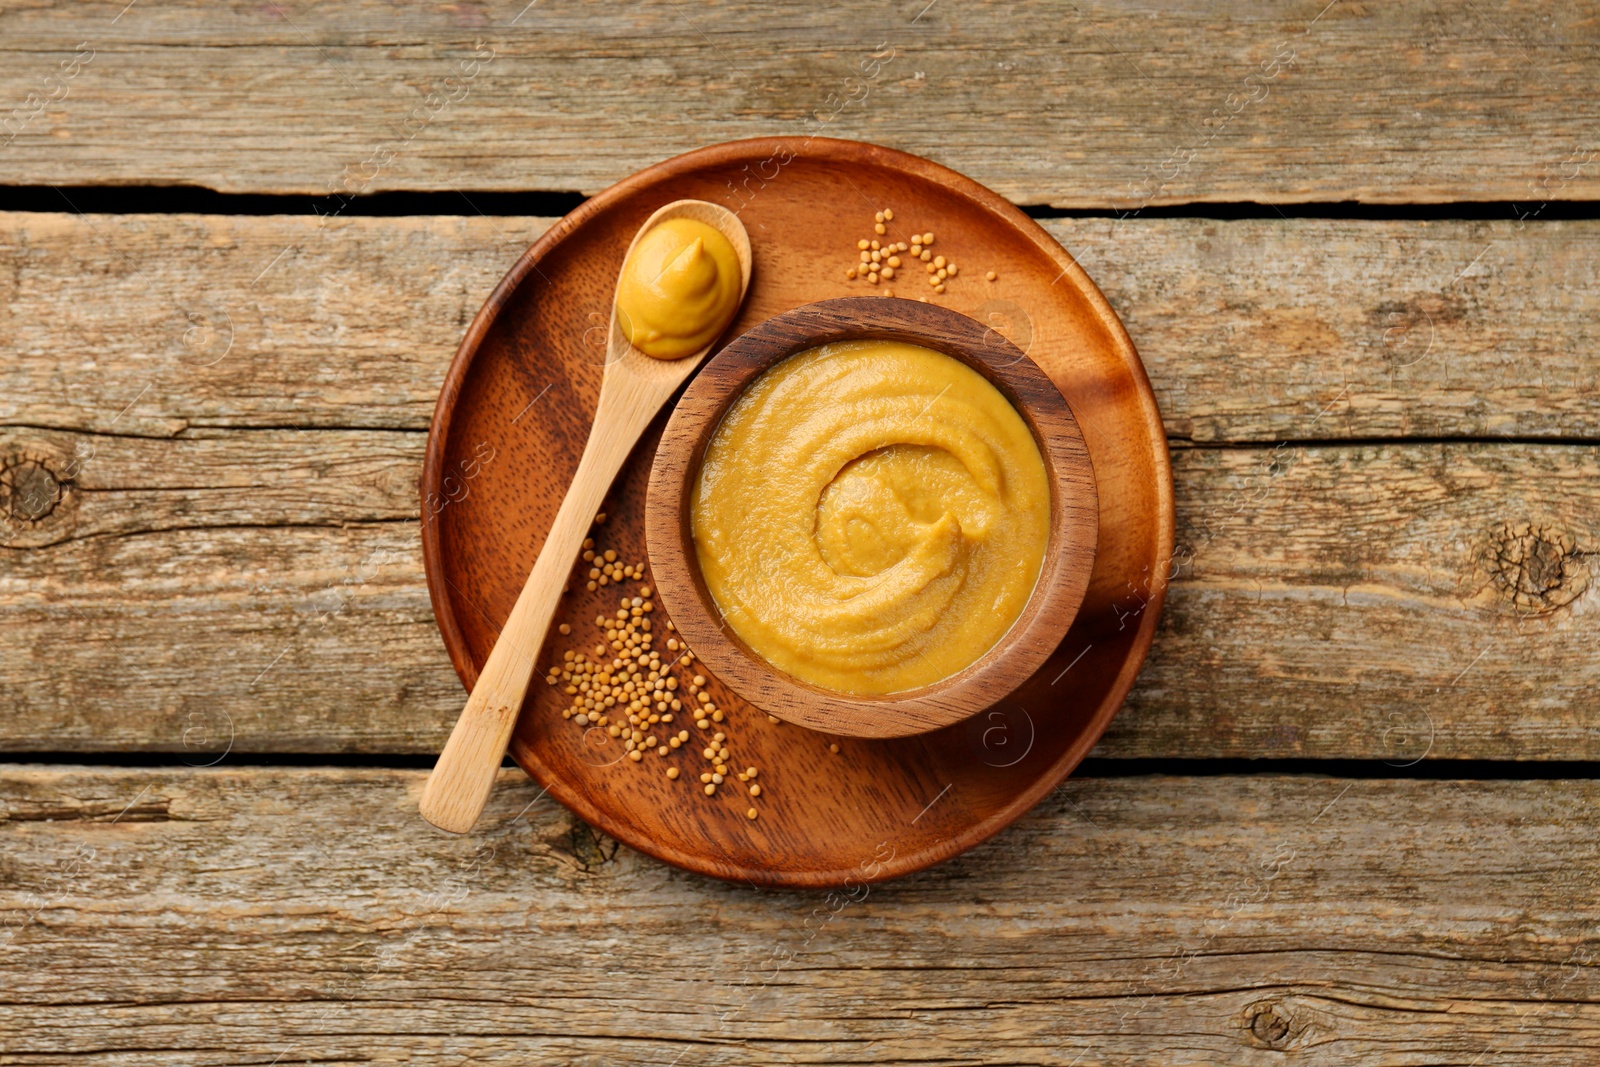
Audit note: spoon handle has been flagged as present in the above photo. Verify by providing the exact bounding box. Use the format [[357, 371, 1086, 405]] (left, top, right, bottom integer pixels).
[[419, 386, 645, 833]]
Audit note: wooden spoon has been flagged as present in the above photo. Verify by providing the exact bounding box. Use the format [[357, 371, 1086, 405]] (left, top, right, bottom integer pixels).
[[420, 199, 753, 834]]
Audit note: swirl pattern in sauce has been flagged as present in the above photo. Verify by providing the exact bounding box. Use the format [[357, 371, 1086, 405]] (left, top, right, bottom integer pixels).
[[691, 340, 1050, 695]]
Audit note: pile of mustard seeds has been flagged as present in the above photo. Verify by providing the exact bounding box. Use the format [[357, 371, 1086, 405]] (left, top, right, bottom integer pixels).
[[841, 208, 996, 299], [544, 524, 765, 821]]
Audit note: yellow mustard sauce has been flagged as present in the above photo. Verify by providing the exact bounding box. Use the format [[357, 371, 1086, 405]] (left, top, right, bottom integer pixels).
[[690, 340, 1050, 695], [615, 217, 742, 360]]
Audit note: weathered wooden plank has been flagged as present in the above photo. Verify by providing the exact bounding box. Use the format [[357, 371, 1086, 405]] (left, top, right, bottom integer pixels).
[[1, 1, 1598, 206], [1110, 440, 1600, 761], [4, 211, 1599, 443], [0, 212, 545, 439], [3, 766, 1599, 1065], [0, 427, 1592, 758]]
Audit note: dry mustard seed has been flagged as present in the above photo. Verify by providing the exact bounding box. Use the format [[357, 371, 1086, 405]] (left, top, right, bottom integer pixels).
[[558, 623, 571, 635], [934, 255, 947, 269], [922, 232, 934, 244], [746, 808, 758, 820], [704, 783, 716, 796], [874, 210, 885, 223], [666, 767, 679, 780], [628, 750, 642, 762], [935, 284, 946, 293], [947, 264, 959, 277], [883, 208, 894, 221], [887, 255, 901, 268], [749, 784, 762, 797], [595, 512, 606, 524], [881, 267, 895, 280], [830, 743, 840, 753], [986, 270, 997, 281], [874, 222, 886, 235], [857, 238, 869, 250]]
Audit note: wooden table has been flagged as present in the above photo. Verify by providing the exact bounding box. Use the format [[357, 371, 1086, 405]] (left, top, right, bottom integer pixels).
[[3, 2, 1598, 1063]]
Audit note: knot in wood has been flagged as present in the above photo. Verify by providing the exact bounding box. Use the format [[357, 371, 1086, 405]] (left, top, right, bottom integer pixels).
[[1, 455, 62, 525], [567, 820, 618, 871], [1243, 999, 1295, 1049], [1487, 522, 1587, 614]]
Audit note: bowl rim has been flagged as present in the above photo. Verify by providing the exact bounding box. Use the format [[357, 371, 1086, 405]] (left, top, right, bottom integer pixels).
[[645, 296, 1099, 738]]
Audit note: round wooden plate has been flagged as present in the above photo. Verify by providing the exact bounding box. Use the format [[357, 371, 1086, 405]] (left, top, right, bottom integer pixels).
[[421, 138, 1172, 887]]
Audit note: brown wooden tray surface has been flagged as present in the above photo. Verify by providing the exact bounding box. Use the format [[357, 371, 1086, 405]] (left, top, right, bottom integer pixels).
[[420, 137, 1173, 886]]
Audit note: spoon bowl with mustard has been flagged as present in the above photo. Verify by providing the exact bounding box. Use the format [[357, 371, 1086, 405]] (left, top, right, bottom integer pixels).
[[419, 199, 752, 834]]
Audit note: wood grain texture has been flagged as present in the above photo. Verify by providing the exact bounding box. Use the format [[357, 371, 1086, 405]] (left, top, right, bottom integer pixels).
[[1, 2, 1598, 206], [647, 296, 1099, 738], [4, 211, 1599, 444], [4, 765, 1600, 1065], [0, 432, 1593, 760], [1, 211, 1596, 759]]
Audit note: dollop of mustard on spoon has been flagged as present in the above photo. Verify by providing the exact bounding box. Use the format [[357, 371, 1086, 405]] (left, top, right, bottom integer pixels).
[[615, 218, 743, 360]]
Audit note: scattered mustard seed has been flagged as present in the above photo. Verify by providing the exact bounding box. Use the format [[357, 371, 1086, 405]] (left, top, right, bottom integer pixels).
[[545, 534, 772, 820]]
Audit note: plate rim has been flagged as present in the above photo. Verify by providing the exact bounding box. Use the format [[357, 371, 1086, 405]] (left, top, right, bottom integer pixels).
[[421, 136, 1174, 886]]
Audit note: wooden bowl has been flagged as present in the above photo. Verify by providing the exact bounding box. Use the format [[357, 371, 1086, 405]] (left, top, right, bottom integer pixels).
[[646, 297, 1098, 738]]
